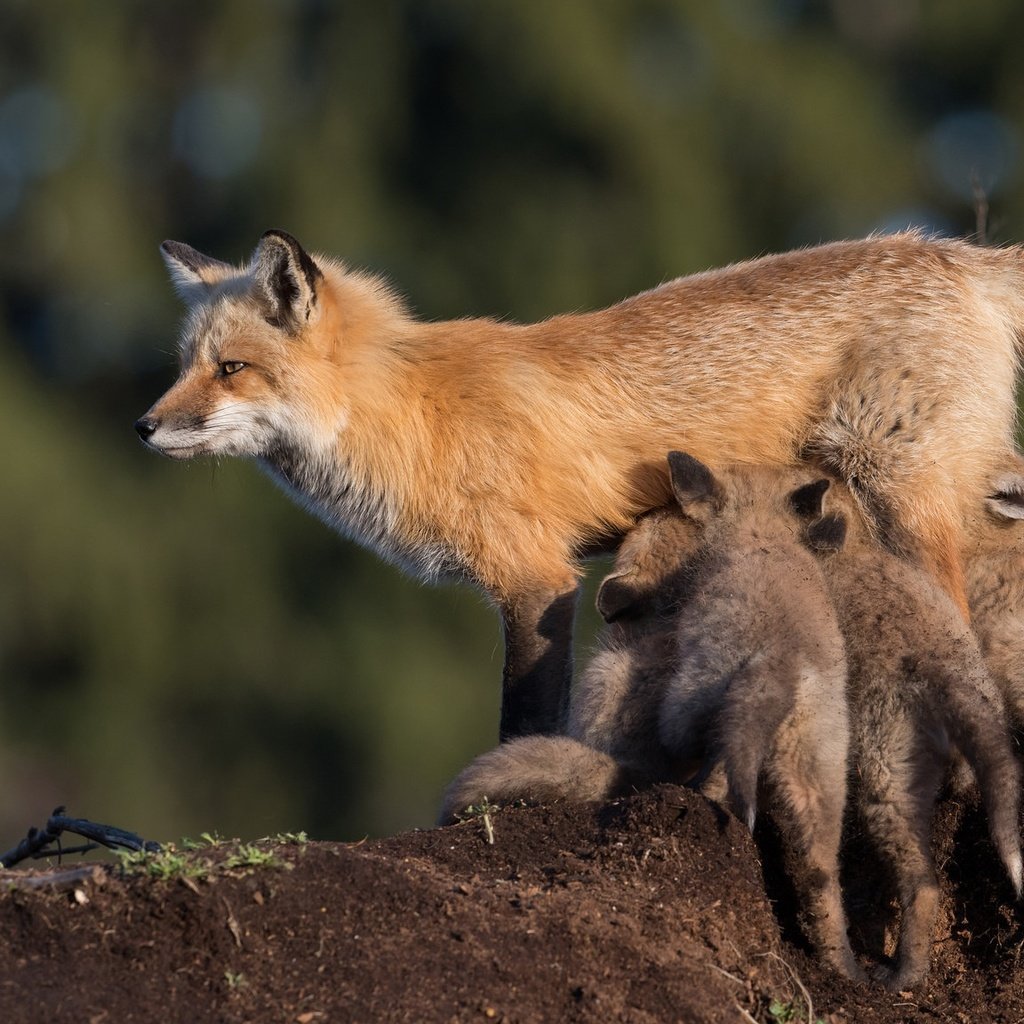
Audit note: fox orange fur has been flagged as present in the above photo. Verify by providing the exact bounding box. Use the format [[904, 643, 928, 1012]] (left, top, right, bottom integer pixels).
[[138, 229, 1024, 738]]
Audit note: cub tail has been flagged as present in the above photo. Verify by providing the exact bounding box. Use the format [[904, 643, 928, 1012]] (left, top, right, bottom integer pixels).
[[438, 736, 630, 826]]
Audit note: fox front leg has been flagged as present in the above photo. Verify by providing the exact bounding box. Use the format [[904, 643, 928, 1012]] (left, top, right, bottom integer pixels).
[[498, 585, 580, 740]]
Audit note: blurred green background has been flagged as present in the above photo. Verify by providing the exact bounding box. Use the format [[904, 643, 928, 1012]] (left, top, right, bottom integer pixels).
[[2, 0, 1023, 844]]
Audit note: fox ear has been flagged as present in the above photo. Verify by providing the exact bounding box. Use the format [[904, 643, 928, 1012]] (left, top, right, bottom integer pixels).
[[805, 512, 847, 552], [667, 451, 718, 520], [252, 229, 323, 333], [596, 571, 645, 623], [789, 478, 831, 519], [160, 240, 232, 303], [986, 475, 1024, 521]]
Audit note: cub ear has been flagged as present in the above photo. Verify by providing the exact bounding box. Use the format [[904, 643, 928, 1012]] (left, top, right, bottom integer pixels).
[[160, 240, 232, 302], [252, 229, 324, 333], [986, 475, 1024, 521], [789, 478, 831, 520], [666, 451, 718, 519], [804, 512, 847, 553], [596, 572, 645, 624]]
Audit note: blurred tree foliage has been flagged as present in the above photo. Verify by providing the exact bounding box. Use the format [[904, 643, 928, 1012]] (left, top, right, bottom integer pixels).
[[0, 0, 1022, 841]]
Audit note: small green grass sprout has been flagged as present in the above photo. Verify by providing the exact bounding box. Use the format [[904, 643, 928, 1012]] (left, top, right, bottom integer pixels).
[[224, 969, 248, 990], [223, 843, 288, 871], [456, 797, 498, 844], [117, 846, 209, 881]]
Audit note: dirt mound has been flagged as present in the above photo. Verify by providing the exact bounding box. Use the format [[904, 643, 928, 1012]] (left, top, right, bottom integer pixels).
[[1, 786, 1021, 1023]]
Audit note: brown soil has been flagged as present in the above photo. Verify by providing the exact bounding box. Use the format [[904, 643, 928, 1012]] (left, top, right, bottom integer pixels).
[[1, 786, 1022, 1024]]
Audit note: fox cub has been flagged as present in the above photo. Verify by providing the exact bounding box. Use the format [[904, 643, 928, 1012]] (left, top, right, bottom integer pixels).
[[439, 505, 700, 823], [793, 475, 1023, 989], [443, 453, 859, 979], [663, 459, 1023, 988], [966, 466, 1024, 729], [139, 231, 1024, 738], [654, 455, 857, 981]]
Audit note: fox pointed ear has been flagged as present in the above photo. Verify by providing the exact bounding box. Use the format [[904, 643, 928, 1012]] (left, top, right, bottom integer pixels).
[[252, 229, 324, 333], [667, 451, 718, 519], [805, 512, 847, 553], [160, 240, 232, 302], [789, 478, 831, 519], [986, 475, 1024, 521], [596, 571, 644, 623]]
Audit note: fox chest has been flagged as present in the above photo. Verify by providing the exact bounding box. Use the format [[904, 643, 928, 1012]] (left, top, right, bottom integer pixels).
[[259, 448, 467, 585]]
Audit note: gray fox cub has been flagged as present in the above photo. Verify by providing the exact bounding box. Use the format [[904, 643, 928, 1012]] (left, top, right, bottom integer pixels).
[[439, 507, 699, 823], [655, 455, 856, 980], [794, 476, 1023, 989], [966, 467, 1024, 729]]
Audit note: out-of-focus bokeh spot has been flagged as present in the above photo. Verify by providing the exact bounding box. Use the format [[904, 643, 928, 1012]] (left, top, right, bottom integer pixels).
[[925, 110, 1019, 201], [172, 87, 263, 179], [0, 85, 80, 181]]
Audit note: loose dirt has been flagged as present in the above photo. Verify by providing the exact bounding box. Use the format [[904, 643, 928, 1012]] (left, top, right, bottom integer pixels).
[[1, 785, 1021, 1023]]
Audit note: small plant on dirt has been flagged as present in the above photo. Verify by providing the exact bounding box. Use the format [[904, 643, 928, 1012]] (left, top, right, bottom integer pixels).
[[180, 831, 225, 851], [265, 831, 309, 846], [117, 846, 209, 881], [767, 998, 825, 1024], [224, 969, 248, 990], [223, 843, 288, 871], [456, 797, 498, 845]]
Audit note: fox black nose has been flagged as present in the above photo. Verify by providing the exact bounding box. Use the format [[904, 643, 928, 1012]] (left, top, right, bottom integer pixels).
[[134, 416, 158, 440]]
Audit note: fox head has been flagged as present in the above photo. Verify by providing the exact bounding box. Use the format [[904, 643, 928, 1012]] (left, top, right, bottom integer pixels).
[[136, 230, 341, 460], [667, 451, 849, 555], [596, 506, 701, 624]]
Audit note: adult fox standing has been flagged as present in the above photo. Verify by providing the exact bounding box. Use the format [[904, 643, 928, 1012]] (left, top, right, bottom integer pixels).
[[137, 229, 1024, 739]]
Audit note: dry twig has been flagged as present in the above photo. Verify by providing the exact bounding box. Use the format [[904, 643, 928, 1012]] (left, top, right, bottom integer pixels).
[[0, 807, 161, 868]]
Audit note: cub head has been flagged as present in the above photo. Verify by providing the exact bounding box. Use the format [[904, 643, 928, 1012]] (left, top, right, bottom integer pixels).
[[985, 474, 1024, 524], [596, 507, 701, 624], [596, 451, 719, 624], [135, 230, 329, 460], [788, 477, 848, 554]]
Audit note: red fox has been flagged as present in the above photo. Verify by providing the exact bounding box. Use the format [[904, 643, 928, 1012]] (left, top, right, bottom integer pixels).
[[137, 229, 1024, 738]]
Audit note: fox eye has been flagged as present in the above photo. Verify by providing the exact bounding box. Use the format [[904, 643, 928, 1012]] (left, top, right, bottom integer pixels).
[[219, 361, 247, 376]]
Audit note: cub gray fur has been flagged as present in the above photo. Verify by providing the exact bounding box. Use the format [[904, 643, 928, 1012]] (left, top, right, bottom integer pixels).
[[796, 478, 1023, 990], [965, 467, 1024, 729], [438, 508, 699, 825], [655, 455, 856, 981]]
